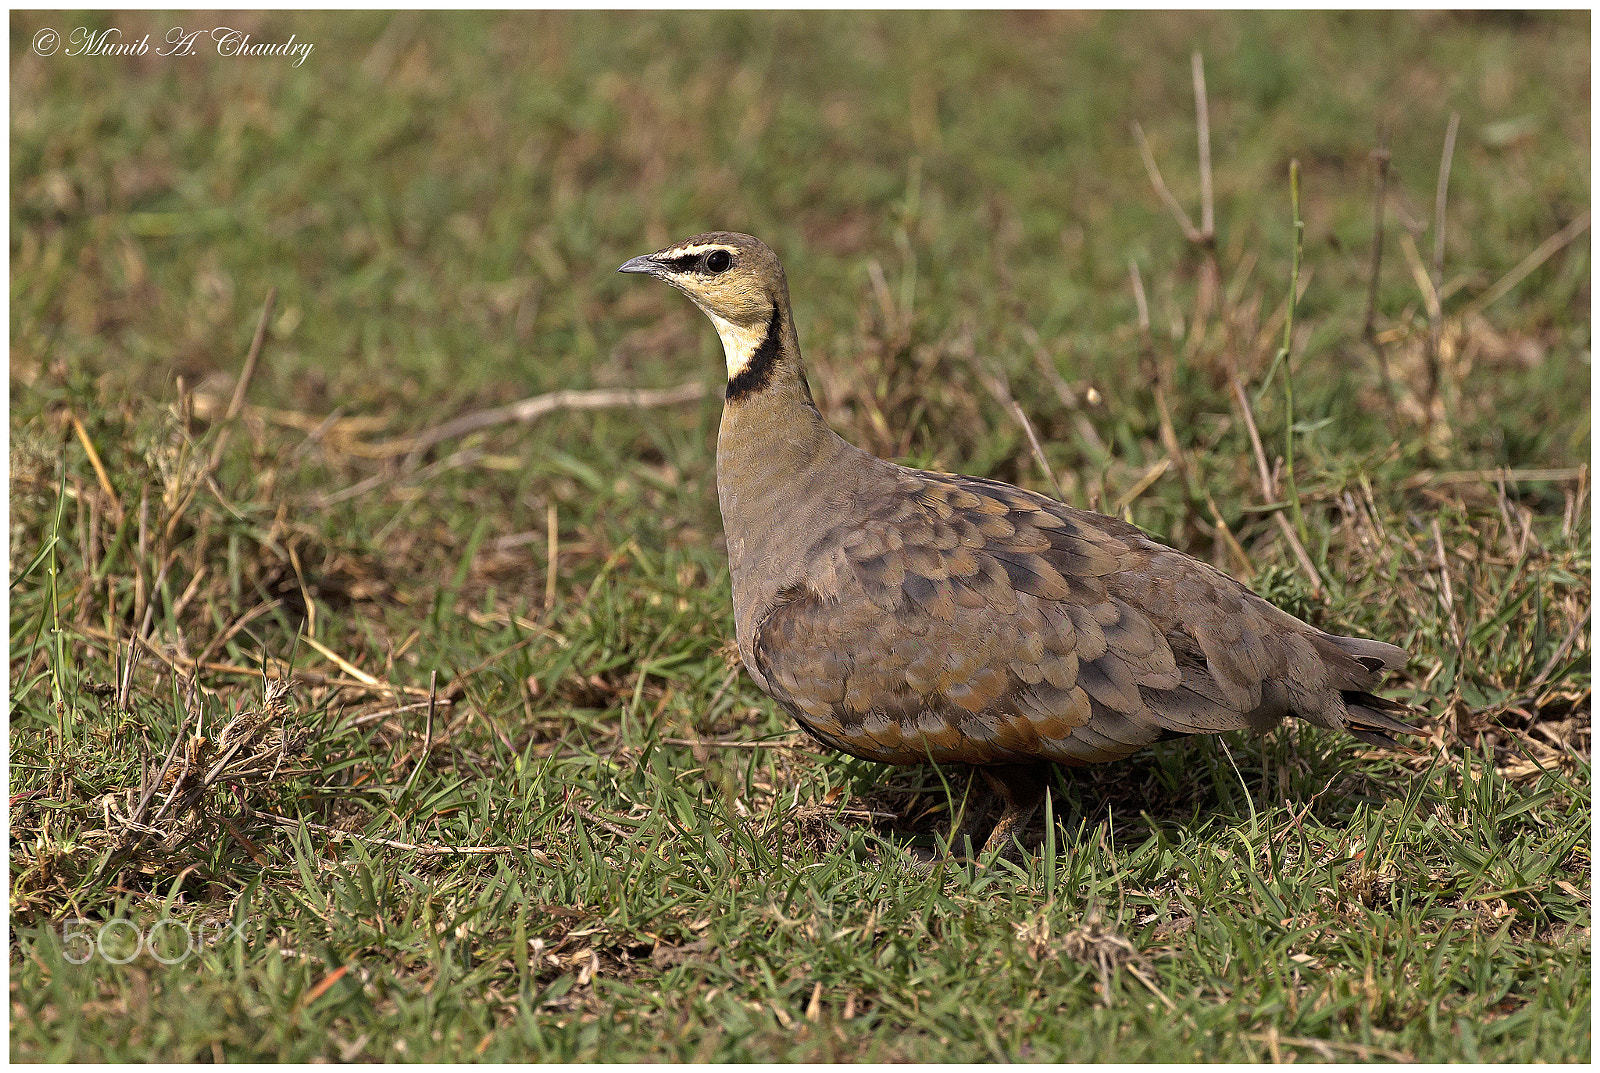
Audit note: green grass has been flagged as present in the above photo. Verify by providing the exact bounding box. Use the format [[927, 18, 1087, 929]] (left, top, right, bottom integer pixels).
[[10, 10, 1590, 1061]]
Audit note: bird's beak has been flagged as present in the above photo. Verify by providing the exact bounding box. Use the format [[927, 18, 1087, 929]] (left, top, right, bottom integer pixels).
[[618, 254, 661, 276]]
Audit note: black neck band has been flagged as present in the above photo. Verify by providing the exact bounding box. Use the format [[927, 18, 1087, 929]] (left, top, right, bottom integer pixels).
[[725, 303, 783, 401]]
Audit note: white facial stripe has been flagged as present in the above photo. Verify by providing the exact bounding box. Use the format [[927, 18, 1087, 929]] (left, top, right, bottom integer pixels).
[[666, 243, 733, 261], [706, 310, 766, 379]]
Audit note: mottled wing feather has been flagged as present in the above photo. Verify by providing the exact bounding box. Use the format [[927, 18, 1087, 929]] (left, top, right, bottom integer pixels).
[[751, 468, 1407, 767]]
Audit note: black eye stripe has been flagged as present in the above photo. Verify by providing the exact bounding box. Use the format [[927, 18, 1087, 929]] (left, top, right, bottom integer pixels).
[[659, 249, 735, 275]]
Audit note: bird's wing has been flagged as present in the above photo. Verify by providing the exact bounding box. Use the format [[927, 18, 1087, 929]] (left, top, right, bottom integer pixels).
[[750, 470, 1405, 766]]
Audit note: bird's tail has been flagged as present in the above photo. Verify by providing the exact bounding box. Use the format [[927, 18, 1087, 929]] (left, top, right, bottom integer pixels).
[[1342, 690, 1423, 750]]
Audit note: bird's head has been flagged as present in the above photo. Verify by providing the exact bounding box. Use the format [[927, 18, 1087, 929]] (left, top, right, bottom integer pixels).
[[620, 232, 791, 384]]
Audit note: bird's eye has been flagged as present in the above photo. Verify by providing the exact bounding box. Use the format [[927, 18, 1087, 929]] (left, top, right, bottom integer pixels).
[[705, 249, 732, 274]]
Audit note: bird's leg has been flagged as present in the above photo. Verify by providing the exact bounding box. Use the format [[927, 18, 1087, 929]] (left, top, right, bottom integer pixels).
[[976, 763, 1052, 857], [942, 769, 992, 858], [905, 764, 1052, 869]]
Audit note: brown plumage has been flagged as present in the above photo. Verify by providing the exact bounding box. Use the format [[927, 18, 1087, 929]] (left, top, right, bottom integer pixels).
[[621, 231, 1418, 856]]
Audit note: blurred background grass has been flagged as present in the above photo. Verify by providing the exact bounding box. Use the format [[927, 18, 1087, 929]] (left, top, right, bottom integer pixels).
[[14, 12, 1586, 407], [9, 10, 1590, 1061], [13, 12, 1588, 572]]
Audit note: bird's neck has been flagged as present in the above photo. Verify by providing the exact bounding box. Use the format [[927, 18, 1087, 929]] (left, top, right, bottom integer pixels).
[[713, 296, 865, 587]]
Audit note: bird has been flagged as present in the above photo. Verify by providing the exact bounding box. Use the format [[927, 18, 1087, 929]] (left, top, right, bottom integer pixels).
[[619, 231, 1418, 857]]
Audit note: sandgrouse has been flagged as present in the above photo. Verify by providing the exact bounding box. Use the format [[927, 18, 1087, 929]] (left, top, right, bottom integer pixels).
[[621, 231, 1417, 856]]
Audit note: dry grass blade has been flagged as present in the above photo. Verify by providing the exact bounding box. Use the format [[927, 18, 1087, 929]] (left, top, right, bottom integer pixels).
[[1133, 121, 1201, 244], [287, 405, 349, 463], [545, 501, 560, 612], [1191, 51, 1214, 241], [1363, 133, 1399, 403], [1112, 459, 1172, 516], [115, 634, 141, 712], [215, 290, 279, 451], [657, 737, 800, 751], [286, 544, 316, 638], [1399, 229, 1442, 324], [164, 289, 277, 543], [1525, 607, 1591, 701], [464, 606, 570, 647], [70, 414, 123, 524], [361, 380, 708, 461], [574, 804, 637, 841], [1020, 324, 1107, 457], [300, 633, 380, 687], [1430, 516, 1464, 651], [438, 632, 556, 702], [1129, 260, 1192, 492], [1271, 507, 1322, 596], [1135, 52, 1219, 321], [1462, 210, 1591, 321], [1401, 467, 1587, 490], [217, 814, 271, 866], [1203, 490, 1256, 579], [1128, 259, 1151, 332], [865, 258, 901, 337], [83, 625, 439, 698], [977, 364, 1064, 501], [188, 598, 281, 667], [256, 814, 523, 857], [1239, 1032, 1411, 1063], [1417, 114, 1458, 442], [1432, 112, 1460, 282], [123, 697, 197, 836], [1226, 375, 1322, 595]]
